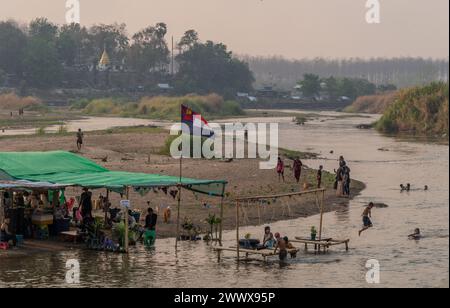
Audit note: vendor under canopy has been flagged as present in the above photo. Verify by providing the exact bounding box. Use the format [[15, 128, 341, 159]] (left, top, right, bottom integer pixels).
[[0, 151, 227, 196], [0, 151, 228, 252]]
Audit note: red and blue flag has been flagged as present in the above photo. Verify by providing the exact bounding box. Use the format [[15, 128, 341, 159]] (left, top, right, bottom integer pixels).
[[181, 105, 214, 137]]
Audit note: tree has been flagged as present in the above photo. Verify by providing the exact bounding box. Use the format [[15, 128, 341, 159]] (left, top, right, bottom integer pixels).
[[29, 18, 58, 42], [23, 37, 62, 88], [0, 21, 27, 76], [57, 23, 92, 67], [299, 74, 321, 98], [323, 76, 339, 101], [127, 23, 170, 75], [178, 30, 199, 52], [89, 23, 129, 65], [0, 69, 6, 86], [176, 40, 254, 98]]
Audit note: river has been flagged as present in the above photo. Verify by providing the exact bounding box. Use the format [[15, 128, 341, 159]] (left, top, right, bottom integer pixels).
[[0, 111, 448, 288]]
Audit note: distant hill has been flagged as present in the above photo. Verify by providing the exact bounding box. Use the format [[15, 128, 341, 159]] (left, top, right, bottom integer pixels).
[[375, 82, 449, 137], [344, 92, 398, 114]]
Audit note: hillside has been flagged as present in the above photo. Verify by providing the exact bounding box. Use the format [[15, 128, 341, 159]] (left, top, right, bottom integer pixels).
[[375, 82, 449, 137]]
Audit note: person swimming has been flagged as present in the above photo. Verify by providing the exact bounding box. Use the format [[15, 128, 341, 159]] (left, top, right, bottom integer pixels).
[[408, 228, 421, 240], [401, 184, 428, 191]]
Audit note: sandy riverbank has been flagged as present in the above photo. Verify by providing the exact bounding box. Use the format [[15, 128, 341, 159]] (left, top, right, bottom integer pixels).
[[0, 127, 365, 239]]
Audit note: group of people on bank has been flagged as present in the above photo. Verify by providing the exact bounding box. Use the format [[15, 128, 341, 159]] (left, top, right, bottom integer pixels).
[[276, 156, 323, 189]]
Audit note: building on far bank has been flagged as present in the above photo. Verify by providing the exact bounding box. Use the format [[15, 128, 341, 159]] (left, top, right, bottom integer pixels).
[[98, 48, 111, 72]]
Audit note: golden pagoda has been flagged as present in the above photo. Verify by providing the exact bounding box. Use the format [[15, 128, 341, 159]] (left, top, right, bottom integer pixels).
[[98, 47, 111, 71]]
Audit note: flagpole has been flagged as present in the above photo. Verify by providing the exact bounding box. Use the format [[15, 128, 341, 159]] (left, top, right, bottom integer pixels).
[[175, 152, 182, 253], [175, 108, 184, 253]]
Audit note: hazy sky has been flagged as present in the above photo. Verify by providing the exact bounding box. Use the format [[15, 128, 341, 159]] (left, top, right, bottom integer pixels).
[[1, 0, 448, 59]]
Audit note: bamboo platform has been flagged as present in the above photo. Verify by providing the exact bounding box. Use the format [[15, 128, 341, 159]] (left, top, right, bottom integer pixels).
[[214, 246, 300, 262], [291, 237, 350, 253]]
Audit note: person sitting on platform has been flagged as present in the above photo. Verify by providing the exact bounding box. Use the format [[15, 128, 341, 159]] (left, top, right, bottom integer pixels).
[[261, 226, 275, 249]]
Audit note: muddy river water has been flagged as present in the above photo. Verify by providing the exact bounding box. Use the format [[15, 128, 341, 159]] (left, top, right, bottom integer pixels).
[[0, 111, 448, 288]]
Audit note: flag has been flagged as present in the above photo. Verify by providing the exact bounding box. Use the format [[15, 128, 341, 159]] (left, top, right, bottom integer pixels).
[[181, 105, 214, 137]]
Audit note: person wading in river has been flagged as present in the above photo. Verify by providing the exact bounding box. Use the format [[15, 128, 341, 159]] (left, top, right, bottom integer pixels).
[[273, 233, 288, 261]]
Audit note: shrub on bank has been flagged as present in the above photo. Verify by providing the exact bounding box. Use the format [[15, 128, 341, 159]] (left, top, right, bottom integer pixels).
[[81, 94, 244, 120], [0, 92, 43, 110], [375, 82, 449, 136]]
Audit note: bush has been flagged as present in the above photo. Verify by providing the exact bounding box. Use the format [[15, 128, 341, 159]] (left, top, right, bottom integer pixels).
[[344, 91, 398, 114], [376, 82, 449, 136], [83, 98, 123, 115], [35, 126, 46, 135], [81, 94, 244, 120], [57, 124, 68, 134], [69, 98, 90, 110], [0, 92, 43, 109]]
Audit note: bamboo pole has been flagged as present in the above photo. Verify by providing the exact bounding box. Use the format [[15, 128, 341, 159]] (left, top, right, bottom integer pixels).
[[175, 155, 183, 252], [318, 191, 325, 241], [104, 189, 109, 228], [236, 200, 240, 260], [218, 194, 225, 246], [124, 187, 129, 253], [235, 188, 326, 202]]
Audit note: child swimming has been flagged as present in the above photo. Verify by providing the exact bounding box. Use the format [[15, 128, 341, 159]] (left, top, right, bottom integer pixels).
[[408, 228, 421, 240]]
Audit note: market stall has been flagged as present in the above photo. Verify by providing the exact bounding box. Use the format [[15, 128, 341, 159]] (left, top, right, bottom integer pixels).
[[0, 151, 227, 253]]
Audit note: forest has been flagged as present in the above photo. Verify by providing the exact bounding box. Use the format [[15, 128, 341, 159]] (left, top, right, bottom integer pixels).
[[244, 56, 448, 90], [0, 19, 253, 98]]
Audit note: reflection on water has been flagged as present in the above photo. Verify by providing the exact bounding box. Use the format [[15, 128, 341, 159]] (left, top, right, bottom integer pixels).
[[1, 112, 448, 288]]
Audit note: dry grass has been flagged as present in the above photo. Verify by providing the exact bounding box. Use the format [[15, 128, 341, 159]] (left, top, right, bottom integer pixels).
[[0, 92, 42, 110], [344, 91, 398, 114]]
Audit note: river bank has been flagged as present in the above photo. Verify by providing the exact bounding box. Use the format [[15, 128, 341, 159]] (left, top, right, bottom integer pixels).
[[0, 126, 365, 240]]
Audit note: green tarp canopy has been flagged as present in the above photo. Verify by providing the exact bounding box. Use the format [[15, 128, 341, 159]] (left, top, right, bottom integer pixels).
[[0, 151, 227, 197]]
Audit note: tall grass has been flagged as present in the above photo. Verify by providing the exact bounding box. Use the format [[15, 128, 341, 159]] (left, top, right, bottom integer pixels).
[[81, 94, 244, 120], [0, 92, 43, 110], [344, 91, 398, 114], [376, 82, 449, 136], [57, 124, 68, 135], [35, 126, 46, 135]]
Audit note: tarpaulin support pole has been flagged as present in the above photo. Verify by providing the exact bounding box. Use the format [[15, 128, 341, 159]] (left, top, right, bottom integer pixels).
[[124, 186, 129, 253], [175, 154, 183, 253], [219, 184, 226, 246]]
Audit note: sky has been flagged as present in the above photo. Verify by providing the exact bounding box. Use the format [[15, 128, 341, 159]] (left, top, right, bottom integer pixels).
[[0, 0, 448, 59]]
